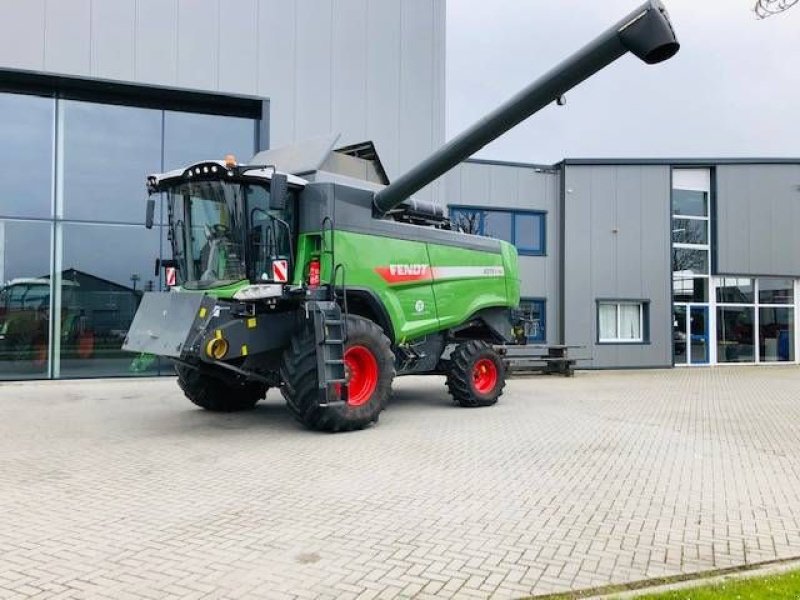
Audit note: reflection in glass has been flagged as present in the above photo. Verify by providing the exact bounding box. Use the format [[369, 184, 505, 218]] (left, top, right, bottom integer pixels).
[[671, 218, 708, 245], [759, 307, 794, 362], [673, 277, 708, 303], [759, 278, 794, 305], [690, 306, 708, 364], [0, 93, 54, 218], [672, 248, 708, 277], [62, 101, 162, 223], [717, 306, 755, 362], [673, 306, 687, 364], [58, 223, 160, 378], [0, 221, 53, 379], [515, 299, 545, 343], [514, 213, 543, 252], [482, 211, 513, 243], [716, 278, 755, 304], [164, 111, 256, 169], [672, 189, 708, 217]]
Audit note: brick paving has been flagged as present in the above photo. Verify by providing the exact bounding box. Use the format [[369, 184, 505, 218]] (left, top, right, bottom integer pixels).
[[2, 367, 800, 599]]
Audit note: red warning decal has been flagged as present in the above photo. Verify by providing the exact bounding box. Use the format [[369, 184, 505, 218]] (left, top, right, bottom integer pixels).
[[165, 267, 177, 287], [374, 264, 432, 284], [272, 259, 289, 282]]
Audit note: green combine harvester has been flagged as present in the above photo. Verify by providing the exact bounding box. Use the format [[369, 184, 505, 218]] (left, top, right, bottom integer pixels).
[[123, 1, 679, 431]]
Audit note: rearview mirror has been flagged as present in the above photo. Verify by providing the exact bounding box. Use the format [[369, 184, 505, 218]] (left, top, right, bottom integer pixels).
[[270, 173, 288, 211], [145, 197, 156, 229]]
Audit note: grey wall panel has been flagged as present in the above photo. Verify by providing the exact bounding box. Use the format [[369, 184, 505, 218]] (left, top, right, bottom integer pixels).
[[176, 0, 219, 91], [332, 0, 368, 144], [716, 164, 800, 276], [444, 161, 560, 343], [563, 165, 671, 368], [44, 0, 91, 75], [0, 0, 445, 194], [295, 0, 333, 141], [0, 0, 45, 71], [257, 0, 297, 147], [134, 0, 178, 85], [365, 1, 402, 186], [90, 0, 136, 81], [218, 0, 258, 95]]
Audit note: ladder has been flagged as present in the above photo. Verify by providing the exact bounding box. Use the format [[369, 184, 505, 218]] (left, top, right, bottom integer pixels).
[[310, 301, 348, 407]]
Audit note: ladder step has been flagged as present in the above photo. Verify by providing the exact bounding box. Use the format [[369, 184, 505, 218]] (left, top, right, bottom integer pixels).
[[318, 401, 346, 408], [325, 359, 345, 365], [323, 339, 344, 344], [324, 319, 343, 326]]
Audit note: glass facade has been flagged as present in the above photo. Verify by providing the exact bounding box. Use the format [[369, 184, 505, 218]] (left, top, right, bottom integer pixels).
[[0, 91, 258, 380], [671, 169, 711, 365]]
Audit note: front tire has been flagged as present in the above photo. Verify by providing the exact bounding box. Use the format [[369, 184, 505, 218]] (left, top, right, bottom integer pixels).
[[175, 364, 267, 412], [446, 341, 506, 407], [281, 315, 395, 432]]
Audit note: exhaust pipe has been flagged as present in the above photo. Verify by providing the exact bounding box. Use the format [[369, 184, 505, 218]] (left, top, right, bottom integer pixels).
[[373, 0, 679, 216]]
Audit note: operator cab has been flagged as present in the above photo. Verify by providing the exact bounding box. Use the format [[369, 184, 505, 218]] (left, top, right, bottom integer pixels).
[[145, 156, 306, 292]]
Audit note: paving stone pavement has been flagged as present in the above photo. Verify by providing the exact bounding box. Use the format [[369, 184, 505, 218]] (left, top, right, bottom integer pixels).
[[2, 367, 800, 599]]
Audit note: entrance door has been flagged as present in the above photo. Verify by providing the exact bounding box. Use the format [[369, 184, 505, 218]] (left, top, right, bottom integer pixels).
[[689, 306, 709, 364], [673, 304, 709, 365]]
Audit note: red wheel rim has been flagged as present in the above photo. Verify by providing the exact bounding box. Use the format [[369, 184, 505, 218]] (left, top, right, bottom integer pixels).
[[343, 345, 379, 407], [472, 358, 498, 394]]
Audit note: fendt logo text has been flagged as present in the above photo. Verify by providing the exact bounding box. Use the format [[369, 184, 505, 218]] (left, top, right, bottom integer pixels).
[[389, 264, 430, 276]]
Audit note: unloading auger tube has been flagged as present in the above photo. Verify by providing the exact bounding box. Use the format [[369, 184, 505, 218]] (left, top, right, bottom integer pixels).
[[372, 0, 679, 215]]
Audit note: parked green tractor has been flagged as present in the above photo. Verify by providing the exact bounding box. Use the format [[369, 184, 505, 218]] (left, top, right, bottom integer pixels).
[[123, 1, 679, 431]]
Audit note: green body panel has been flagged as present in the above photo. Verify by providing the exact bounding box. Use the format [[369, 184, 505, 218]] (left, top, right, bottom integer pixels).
[[295, 229, 520, 343]]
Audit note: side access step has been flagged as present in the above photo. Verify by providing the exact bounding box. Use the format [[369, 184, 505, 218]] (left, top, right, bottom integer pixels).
[[309, 301, 348, 407]]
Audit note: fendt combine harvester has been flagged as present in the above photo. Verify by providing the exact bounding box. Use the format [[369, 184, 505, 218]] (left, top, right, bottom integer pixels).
[[124, 1, 679, 431]]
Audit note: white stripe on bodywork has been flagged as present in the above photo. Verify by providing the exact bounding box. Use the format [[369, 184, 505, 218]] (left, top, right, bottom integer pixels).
[[432, 266, 505, 279]]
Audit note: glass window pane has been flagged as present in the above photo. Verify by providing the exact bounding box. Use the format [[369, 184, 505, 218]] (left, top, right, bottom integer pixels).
[[598, 303, 617, 341], [619, 303, 642, 340], [449, 208, 481, 234], [58, 223, 161, 378], [164, 111, 256, 169], [716, 277, 755, 303], [672, 189, 708, 217], [759, 307, 794, 362], [482, 211, 512, 243], [62, 101, 162, 223], [673, 277, 708, 303], [717, 306, 755, 362], [0, 220, 52, 379], [514, 213, 543, 253], [672, 247, 709, 277], [516, 299, 545, 343], [759, 278, 794, 305], [673, 306, 687, 364], [0, 93, 54, 218], [689, 306, 708, 364], [672, 218, 708, 245]]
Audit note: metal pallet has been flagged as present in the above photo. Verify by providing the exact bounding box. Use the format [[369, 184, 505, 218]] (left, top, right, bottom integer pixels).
[[494, 344, 578, 377]]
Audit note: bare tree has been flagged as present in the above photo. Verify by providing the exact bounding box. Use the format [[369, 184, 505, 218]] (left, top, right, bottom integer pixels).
[[454, 212, 481, 235], [754, 0, 798, 18]]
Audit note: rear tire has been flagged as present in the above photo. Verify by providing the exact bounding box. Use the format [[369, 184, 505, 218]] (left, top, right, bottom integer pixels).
[[281, 314, 395, 432], [175, 364, 267, 412], [446, 341, 506, 407]]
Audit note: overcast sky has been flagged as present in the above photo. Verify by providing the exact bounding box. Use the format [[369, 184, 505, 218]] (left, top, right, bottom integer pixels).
[[446, 0, 800, 164]]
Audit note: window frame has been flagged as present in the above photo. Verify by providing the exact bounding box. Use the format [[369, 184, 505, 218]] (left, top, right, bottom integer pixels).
[[596, 299, 650, 345], [448, 205, 546, 256]]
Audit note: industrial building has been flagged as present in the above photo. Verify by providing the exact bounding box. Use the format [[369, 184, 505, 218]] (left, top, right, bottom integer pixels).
[[0, 1, 797, 380]]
